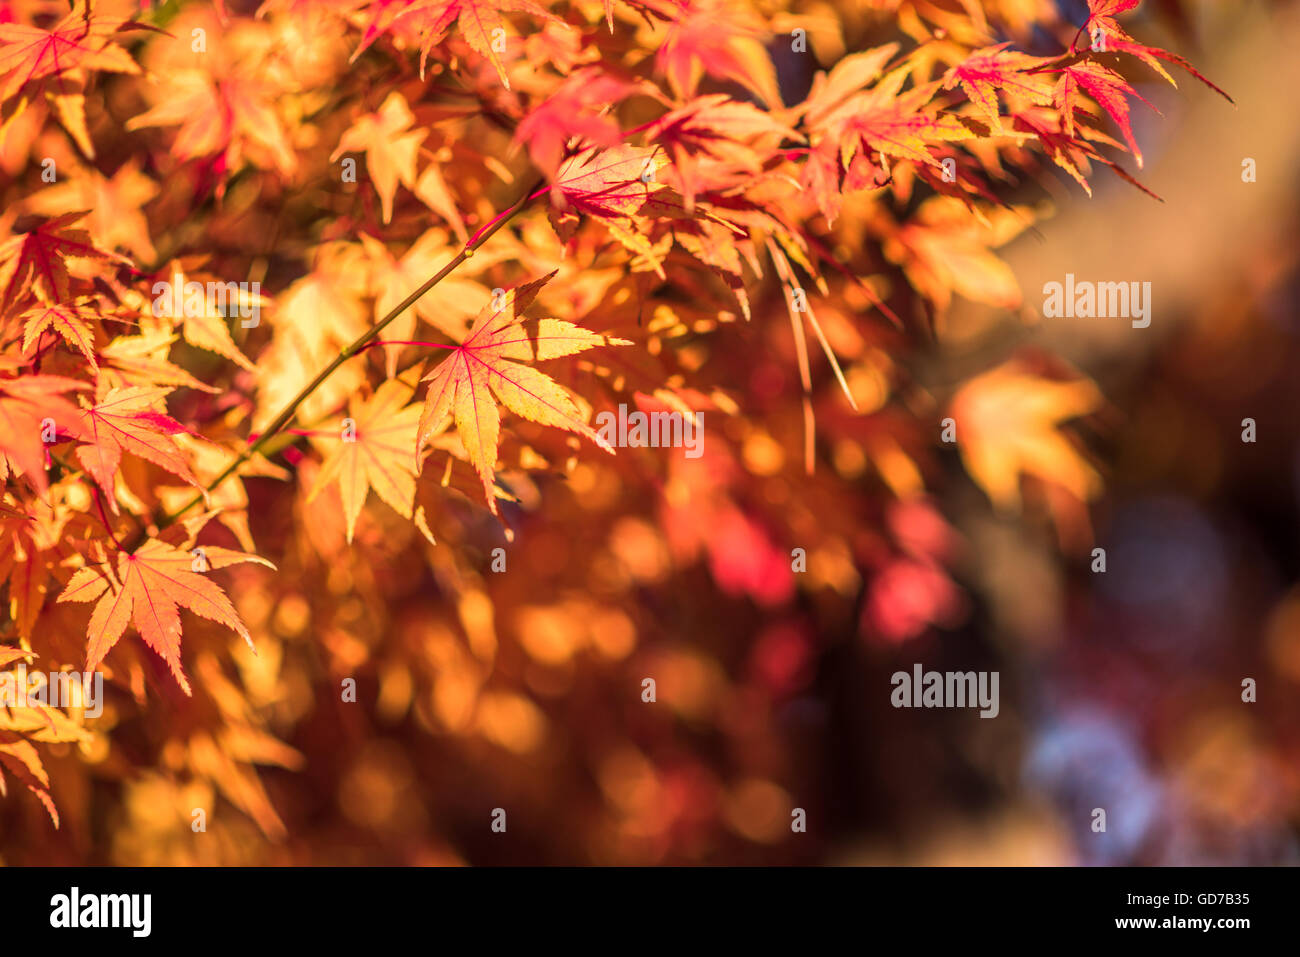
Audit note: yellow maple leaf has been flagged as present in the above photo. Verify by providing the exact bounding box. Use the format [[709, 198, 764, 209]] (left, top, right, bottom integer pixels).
[[308, 377, 424, 543], [949, 364, 1102, 511]]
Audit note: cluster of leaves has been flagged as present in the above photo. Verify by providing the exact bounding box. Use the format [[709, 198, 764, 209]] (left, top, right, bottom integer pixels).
[[0, 0, 1223, 851]]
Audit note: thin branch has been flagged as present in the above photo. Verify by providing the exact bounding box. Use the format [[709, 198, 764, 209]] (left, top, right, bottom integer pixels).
[[355, 339, 459, 353], [132, 175, 547, 546]]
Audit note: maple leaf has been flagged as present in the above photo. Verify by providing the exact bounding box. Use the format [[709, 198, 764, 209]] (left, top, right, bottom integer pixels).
[[0, 7, 144, 158], [1012, 107, 1105, 196], [0, 732, 59, 826], [0, 652, 93, 747], [0, 539, 46, 641], [942, 44, 1055, 131], [437, 0, 562, 89], [57, 539, 274, 696], [0, 9, 139, 103], [0, 480, 88, 646], [0, 503, 64, 641], [183, 692, 303, 841], [796, 45, 903, 220], [23, 158, 159, 261], [152, 264, 260, 371], [826, 69, 974, 172], [950, 364, 1103, 511], [20, 300, 98, 369], [126, 71, 297, 179], [513, 68, 634, 177], [413, 162, 468, 243], [549, 144, 678, 274], [643, 94, 799, 207], [883, 196, 1031, 314], [74, 387, 202, 511], [0, 213, 128, 321], [0, 375, 88, 495], [1084, 0, 1232, 103], [552, 144, 668, 220], [652, 0, 781, 108], [360, 0, 562, 87], [1087, 0, 1140, 14], [100, 330, 222, 394], [308, 378, 424, 543], [331, 92, 426, 224], [351, 0, 418, 60], [416, 272, 631, 513], [799, 44, 900, 130], [1055, 60, 1152, 168], [672, 217, 752, 319]]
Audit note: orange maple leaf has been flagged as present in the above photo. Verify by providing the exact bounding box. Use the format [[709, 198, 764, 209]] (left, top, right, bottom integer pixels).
[[100, 329, 222, 395], [74, 387, 202, 510], [432, 0, 560, 88], [549, 144, 675, 275], [57, 540, 273, 696], [0, 732, 59, 826], [643, 93, 799, 207], [415, 272, 630, 512], [20, 301, 98, 369], [799, 44, 899, 130], [513, 68, 633, 177], [883, 196, 1031, 313], [355, 0, 562, 87], [0, 9, 139, 103], [823, 69, 973, 172], [24, 158, 159, 262], [0, 6, 145, 157], [152, 264, 260, 372], [0, 525, 48, 641], [0, 374, 88, 495], [126, 71, 297, 179]]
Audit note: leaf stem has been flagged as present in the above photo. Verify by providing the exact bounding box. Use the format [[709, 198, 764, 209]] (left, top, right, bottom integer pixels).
[[91, 487, 125, 554]]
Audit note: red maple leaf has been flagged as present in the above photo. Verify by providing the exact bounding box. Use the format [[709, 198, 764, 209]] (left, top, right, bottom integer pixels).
[[0, 213, 128, 321]]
